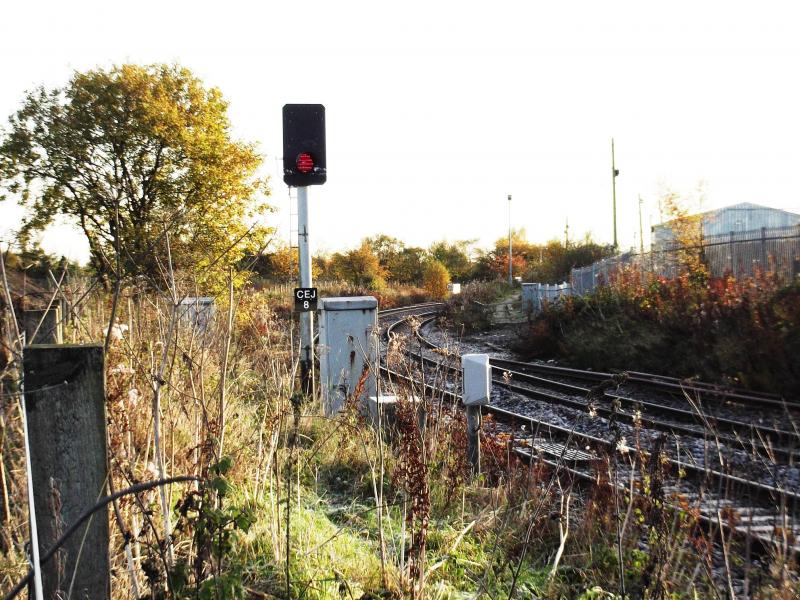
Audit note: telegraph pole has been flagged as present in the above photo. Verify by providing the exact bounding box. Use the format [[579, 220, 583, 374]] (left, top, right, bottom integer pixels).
[[612, 138, 619, 248], [507, 194, 513, 285]]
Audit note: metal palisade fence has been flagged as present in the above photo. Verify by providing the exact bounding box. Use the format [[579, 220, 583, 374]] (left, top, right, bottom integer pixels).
[[522, 282, 573, 314], [572, 224, 800, 295]]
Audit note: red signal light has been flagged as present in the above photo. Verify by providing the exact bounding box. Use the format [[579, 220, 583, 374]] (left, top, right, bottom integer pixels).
[[296, 153, 314, 174]]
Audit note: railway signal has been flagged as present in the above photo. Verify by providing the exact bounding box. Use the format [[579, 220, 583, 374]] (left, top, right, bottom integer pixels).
[[282, 104, 326, 397], [283, 104, 326, 187]]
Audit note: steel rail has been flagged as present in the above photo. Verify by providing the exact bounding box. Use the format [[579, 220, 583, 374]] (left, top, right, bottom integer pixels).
[[491, 367, 800, 459], [491, 357, 800, 412], [377, 325, 800, 557], [380, 312, 800, 554], [388, 314, 800, 501], [412, 315, 799, 458]]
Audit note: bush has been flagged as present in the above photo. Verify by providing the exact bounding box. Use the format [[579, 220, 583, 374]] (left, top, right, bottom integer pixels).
[[516, 267, 800, 395]]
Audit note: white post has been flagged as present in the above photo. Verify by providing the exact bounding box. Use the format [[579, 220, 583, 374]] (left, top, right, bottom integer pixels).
[[462, 354, 491, 477], [297, 186, 314, 396]]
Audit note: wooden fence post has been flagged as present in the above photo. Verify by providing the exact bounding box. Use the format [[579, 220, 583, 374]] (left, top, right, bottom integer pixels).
[[23, 344, 109, 598]]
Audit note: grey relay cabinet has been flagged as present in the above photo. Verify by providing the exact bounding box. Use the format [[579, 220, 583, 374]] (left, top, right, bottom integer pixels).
[[318, 296, 378, 416]]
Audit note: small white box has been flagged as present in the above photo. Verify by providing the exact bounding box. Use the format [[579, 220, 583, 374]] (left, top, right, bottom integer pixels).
[[462, 353, 491, 406]]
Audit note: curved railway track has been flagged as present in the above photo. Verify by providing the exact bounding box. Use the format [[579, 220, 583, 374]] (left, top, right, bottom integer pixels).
[[416, 315, 800, 461], [377, 305, 800, 557]]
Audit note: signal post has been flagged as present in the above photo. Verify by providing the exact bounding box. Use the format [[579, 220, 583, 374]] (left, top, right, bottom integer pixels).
[[283, 104, 326, 396]]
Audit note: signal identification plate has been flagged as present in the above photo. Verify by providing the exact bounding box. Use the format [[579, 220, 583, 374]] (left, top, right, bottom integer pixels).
[[294, 288, 318, 312]]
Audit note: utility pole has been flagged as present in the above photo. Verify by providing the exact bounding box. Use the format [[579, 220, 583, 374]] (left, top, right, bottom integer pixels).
[[611, 138, 619, 248], [564, 217, 570, 248], [638, 195, 645, 255], [507, 194, 513, 285]]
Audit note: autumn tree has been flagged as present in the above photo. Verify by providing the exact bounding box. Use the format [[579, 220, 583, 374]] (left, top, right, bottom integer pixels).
[[422, 260, 450, 300], [473, 229, 531, 280], [248, 243, 297, 280], [542, 235, 614, 281], [0, 64, 270, 291], [364, 234, 404, 271], [329, 241, 387, 288], [429, 239, 474, 281], [390, 246, 427, 284], [659, 186, 708, 282], [473, 229, 612, 283]]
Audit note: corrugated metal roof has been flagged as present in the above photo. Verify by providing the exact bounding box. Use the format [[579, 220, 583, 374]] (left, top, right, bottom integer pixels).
[[653, 203, 800, 246]]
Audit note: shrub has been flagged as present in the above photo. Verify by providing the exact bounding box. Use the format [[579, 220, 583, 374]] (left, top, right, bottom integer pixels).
[[516, 266, 800, 395]]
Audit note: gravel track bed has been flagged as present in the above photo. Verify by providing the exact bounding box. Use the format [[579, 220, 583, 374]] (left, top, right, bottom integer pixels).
[[416, 319, 800, 493], [381, 311, 799, 590], [423, 318, 798, 427]]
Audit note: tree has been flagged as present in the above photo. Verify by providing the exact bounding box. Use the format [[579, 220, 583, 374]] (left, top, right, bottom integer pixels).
[[364, 234, 404, 270], [473, 229, 613, 284], [248, 243, 298, 281], [329, 241, 387, 288], [429, 239, 474, 281], [659, 186, 708, 282], [422, 260, 450, 300], [0, 64, 271, 291], [390, 246, 427, 284]]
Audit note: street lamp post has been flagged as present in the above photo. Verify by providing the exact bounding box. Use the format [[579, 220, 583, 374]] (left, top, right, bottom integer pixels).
[[507, 194, 513, 285]]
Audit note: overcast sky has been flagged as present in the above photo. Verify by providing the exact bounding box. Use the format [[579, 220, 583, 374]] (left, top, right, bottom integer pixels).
[[2, 1, 800, 261]]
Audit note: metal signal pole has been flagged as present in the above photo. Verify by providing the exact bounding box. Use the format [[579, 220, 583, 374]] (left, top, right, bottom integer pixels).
[[508, 194, 513, 285], [297, 186, 313, 395]]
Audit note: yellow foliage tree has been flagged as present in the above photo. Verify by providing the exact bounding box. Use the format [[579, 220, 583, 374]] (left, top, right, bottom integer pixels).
[[329, 241, 387, 289], [0, 63, 272, 292], [422, 260, 450, 300], [660, 185, 708, 282]]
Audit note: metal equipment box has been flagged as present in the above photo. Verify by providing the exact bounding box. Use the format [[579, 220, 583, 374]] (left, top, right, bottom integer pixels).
[[318, 296, 378, 416]]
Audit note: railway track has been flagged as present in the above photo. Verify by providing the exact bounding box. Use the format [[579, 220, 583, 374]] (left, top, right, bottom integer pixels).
[[377, 305, 800, 557], [416, 315, 800, 461]]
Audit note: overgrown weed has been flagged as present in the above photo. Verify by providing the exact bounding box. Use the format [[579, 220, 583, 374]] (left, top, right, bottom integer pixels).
[[517, 267, 800, 396]]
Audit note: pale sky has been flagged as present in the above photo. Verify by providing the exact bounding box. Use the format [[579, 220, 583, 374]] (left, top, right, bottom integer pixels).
[[2, 1, 800, 262]]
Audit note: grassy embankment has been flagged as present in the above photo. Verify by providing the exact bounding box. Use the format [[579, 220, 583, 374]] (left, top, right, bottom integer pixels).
[[514, 269, 800, 397]]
